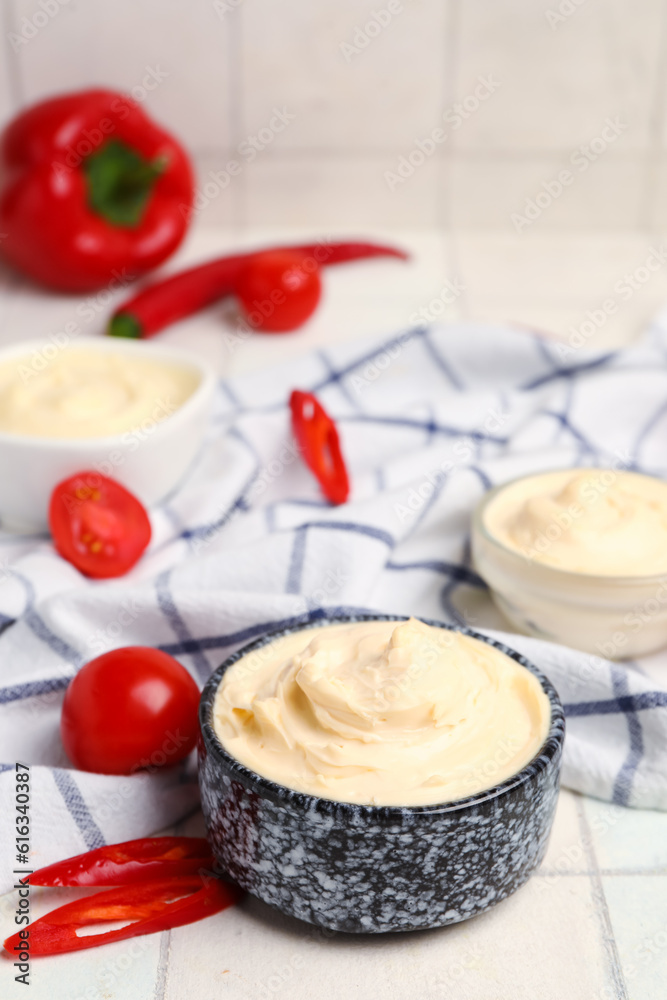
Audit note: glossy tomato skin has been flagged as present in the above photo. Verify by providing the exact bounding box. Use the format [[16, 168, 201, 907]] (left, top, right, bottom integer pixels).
[[61, 647, 201, 775], [236, 249, 322, 332], [49, 471, 151, 578]]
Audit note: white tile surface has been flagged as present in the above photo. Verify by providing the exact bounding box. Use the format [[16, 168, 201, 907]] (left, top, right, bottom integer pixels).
[[240, 0, 451, 152], [0, 885, 165, 1000], [10, 0, 232, 152], [164, 874, 612, 1000], [447, 154, 645, 231], [538, 788, 589, 874], [648, 154, 667, 230], [0, 3, 18, 129], [454, 0, 664, 153], [452, 232, 667, 302], [2, 0, 666, 231], [0, 0, 665, 991], [0, 225, 664, 1000], [245, 153, 441, 229], [604, 876, 667, 1000], [584, 796, 667, 872]]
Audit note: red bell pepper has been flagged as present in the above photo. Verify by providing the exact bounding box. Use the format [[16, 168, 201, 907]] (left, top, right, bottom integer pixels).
[[290, 390, 350, 505], [4, 877, 242, 956], [27, 837, 214, 887], [107, 240, 408, 338], [0, 89, 194, 292]]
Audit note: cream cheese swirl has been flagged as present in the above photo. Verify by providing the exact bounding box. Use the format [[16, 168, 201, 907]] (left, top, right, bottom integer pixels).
[[213, 618, 550, 807]]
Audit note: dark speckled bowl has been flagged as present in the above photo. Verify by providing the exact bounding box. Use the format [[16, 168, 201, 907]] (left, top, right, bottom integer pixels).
[[198, 614, 565, 934]]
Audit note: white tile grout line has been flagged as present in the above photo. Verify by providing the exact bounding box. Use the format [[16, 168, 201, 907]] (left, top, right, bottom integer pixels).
[[576, 797, 629, 1000], [228, 3, 246, 234], [153, 929, 172, 1000], [536, 869, 667, 878], [435, 0, 459, 233], [640, 1, 667, 232], [151, 813, 190, 999]]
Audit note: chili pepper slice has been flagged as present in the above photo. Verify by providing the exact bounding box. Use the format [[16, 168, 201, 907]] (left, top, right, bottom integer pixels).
[[290, 390, 350, 505], [108, 240, 408, 339], [27, 837, 214, 887], [3, 876, 243, 956]]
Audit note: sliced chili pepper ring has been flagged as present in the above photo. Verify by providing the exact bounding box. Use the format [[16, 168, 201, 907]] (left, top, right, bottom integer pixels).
[[290, 390, 350, 505]]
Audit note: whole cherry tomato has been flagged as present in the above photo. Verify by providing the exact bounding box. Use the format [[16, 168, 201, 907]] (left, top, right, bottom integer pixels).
[[49, 471, 151, 578], [236, 249, 322, 332], [61, 647, 201, 775]]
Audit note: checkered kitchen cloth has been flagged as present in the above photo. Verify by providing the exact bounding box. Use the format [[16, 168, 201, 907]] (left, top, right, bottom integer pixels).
[[1, 316, 667, 891]]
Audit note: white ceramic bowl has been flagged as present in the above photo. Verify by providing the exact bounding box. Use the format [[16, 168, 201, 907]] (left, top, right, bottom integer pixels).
[[472, 473, 667, 658], [0, 336, 216, 529]]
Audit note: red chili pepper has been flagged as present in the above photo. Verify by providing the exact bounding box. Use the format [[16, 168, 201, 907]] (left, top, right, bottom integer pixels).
[[27, 837, 214, 887], [107, 240, 408, 339], [0, 89, 194, 292], [3, 877, 242, 956], [290, 390, 350, 505]]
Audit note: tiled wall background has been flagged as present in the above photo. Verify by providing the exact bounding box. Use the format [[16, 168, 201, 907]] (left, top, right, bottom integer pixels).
[[1, 0, 667, 232]]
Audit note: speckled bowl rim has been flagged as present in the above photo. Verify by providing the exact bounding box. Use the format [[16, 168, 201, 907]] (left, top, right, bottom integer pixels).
[[199, 613, 565, 820]]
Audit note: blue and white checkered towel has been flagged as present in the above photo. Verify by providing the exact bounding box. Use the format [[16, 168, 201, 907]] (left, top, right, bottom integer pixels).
[[1, 317, 667, 891]]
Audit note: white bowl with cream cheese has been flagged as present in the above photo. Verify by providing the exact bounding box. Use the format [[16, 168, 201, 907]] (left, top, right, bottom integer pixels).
[[473, 467, 667, 658], [0, 336, 216, 528]]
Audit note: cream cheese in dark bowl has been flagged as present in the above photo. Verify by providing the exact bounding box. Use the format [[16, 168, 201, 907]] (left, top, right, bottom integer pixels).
[[198, 614, 564, 933]]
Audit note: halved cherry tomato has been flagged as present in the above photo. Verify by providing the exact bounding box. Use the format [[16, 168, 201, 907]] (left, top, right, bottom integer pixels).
[[61, 647, 201, 775], [49, 471, 151, 578], [236, 248, 322, 332]]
